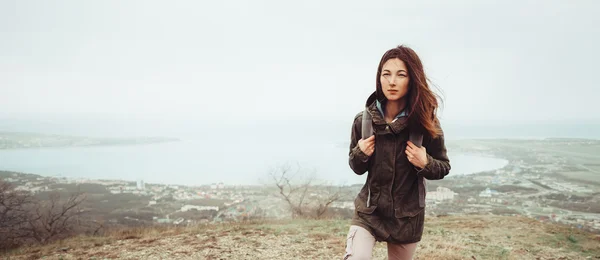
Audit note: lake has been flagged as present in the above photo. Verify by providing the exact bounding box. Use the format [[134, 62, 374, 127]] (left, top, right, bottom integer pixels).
[[0, 137, 508, 186]]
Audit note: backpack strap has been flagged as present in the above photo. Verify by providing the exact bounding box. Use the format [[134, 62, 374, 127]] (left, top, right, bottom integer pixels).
[[409, 130, 423, 148], [360, 109, 373, 140], [409, 129, 426, 208]]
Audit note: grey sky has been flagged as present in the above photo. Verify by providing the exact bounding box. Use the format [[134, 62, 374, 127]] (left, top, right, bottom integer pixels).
[[1, 0, 598, 125]]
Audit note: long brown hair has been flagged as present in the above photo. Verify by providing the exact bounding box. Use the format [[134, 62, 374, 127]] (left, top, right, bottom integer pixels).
[[375, 45, 443, 138]]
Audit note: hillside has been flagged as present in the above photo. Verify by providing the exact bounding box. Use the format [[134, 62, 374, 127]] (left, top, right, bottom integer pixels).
[[4, 215, 600, 260]]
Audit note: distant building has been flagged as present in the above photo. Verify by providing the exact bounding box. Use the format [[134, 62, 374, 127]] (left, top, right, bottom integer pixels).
[[479, 187, 499, 197], [332, 201, 354, 209], [180, 205, 219, 212], [156, 214, 171, 224], [156, 218, 172, 224], [427, 187, 456, 201], [174, 218, 185, 225], [137, 179, 145, 190]]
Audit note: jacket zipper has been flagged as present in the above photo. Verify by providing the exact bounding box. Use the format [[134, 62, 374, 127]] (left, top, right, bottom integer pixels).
[[390, 123, 396, 216]]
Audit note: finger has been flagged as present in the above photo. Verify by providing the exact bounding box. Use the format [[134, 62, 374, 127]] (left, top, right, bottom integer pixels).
[[367, 147, 374, 155], [405, 150, 413, 159], [407, 141, 418, 150], [366, 135, 375, 141], [406, 143, 416, 153], [409, 140, 420, 150]]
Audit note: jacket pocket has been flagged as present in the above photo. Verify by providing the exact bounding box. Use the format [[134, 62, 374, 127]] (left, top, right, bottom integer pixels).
[[391, 209, 424, 243], [413, 211, 425, 238], [394, 206, 424, 218], [354, 193, 377, 214]]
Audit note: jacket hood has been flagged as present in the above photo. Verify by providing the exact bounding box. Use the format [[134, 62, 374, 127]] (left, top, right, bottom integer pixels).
[[363, 91, 408, 134]]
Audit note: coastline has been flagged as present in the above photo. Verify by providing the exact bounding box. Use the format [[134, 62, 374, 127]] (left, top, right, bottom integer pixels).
[[446, 153, 509, 177]]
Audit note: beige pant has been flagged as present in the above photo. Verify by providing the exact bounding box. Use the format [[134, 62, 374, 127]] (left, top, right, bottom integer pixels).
[[343, 225, 418, 260]]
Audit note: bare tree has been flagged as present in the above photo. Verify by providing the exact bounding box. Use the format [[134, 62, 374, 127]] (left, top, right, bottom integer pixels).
[[269, 163, 348, 219], [0, 180, 89, 249], [270, 164, 312, 217], [25, 192, 87, 244], [314, 185, 345, 218], [0, 181, 33, 248]]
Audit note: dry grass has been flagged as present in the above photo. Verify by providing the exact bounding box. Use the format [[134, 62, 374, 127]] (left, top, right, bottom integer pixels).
[[3, 215, 599, 260], [418, 215, 600, 260]]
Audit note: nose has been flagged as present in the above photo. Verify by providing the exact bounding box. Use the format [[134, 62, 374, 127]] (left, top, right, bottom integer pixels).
[[388, 75, 396, 86]]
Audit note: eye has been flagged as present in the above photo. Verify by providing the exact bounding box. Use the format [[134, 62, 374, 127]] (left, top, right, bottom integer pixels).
[[382, 73, 390, 76], [398, 74, 407, 77]]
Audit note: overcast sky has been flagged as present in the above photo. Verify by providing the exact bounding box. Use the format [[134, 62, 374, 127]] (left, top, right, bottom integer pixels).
[[1, 0, 598, 126]]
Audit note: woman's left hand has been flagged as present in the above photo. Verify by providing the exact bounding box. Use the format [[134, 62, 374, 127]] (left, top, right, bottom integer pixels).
[[406, 141, 428, 169]]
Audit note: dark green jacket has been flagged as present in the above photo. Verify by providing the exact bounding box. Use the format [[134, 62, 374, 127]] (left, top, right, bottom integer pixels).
[[349, 92, 451, 244]]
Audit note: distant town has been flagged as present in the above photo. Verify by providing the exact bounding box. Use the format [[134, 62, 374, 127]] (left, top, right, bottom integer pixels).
[[0, 131, 179, 149], [1, 171, 287, 227], [1, 138, 599, 234]]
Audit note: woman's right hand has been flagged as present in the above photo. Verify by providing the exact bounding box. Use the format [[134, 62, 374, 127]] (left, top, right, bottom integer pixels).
[[358, 135, 375, 156]]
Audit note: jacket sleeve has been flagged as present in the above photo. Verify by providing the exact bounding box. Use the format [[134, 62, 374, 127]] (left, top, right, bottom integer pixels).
[[416, 123, 451, 180], [349, 112, 370, 175]]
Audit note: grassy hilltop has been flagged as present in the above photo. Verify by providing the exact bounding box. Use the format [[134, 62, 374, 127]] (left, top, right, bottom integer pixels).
[[4, 215, 600, 260]]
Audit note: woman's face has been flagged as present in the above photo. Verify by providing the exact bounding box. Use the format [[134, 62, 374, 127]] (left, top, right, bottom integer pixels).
[[380, 58, 410, 102]]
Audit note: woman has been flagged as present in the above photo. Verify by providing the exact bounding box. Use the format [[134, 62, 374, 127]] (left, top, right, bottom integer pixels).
[[344, 45, 451, 260]]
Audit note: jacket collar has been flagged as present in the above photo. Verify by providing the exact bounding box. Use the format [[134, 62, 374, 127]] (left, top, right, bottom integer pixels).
[[365, 92, 408, 134], [376, 100, 408, 119]]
